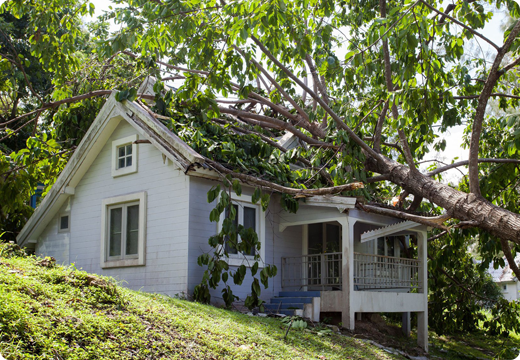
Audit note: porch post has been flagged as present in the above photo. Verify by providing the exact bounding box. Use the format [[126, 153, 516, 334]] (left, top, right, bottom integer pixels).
[[416, 230, 428, 352], [340, 217, 355, 330]]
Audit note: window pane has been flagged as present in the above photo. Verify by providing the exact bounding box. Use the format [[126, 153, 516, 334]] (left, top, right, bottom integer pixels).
[[118, 158, 125, 169], [243, 207, 256, 256], [386, 237, 395, 257], [126, 156, 132, 167], [126, 205, 139, 255], [60, 215, 69, 230], [243, 207, 256, 230], [118, 146, 125, 157], [126, 144, 132, 155], [308, 223, 323, 255], [326, 224, 340, 252], [377, 237, 385, 256], [224, 204, 238, 254], [109, 208, 122, 257]]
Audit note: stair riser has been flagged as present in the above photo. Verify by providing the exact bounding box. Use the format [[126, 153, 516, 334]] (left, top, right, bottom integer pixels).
[[271, 297, 313, 304], [279, 291, 321, 297], [264, 303, 304, 310]]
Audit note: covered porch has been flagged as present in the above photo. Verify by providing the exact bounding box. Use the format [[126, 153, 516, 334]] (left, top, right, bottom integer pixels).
[[277, 198, 428, 351]]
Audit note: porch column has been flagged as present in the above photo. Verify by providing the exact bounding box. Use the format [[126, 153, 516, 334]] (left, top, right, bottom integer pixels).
[[417, 230, 428, 352], [340, 217, 355, 330]]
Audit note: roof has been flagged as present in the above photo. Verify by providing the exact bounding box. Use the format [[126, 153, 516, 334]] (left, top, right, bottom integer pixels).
[[488, 256, 520, 283], [16, 92, 205, 247], [16, 80, 364, 248]]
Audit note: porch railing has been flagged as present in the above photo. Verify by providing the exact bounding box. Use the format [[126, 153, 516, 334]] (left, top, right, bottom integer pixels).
[[280, 252, 422, 291], [281, 252, 342, 291], [353, 252, 421, 291]]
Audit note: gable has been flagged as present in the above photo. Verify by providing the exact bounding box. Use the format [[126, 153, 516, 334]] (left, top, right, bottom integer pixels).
[[17, 93, 204, 247]]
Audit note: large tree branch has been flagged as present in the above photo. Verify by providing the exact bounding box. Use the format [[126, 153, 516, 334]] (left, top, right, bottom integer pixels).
[[218, 107, 335, 148], [419, 0, 500, 51], [232, 46, 324, 137], [304, 54, 329, 105], [0, 90, 112, 127], [205, 159, 363, 196], [427, 158, 520, 176], [468, 19, 520, 196], [500, 238, 520, 281], [373, 101, 390, 153], [250, 36, 385, 164], [454, 93, 520, 100], [380, 0, 417, 172], [366, 156, 520, 244], [357, 203, 450, 230]]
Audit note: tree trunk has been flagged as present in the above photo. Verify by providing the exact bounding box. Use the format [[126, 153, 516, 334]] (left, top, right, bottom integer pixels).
[[366, 156, 520, 243]]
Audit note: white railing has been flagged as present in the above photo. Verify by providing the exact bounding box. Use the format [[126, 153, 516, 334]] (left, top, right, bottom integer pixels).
[[281, 252, 422, 292], [281, 252, 342, 290], [353, 252, 421, 291]]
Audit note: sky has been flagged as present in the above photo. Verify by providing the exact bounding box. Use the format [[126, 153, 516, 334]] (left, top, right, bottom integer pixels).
[[87, 0, 511, 182]]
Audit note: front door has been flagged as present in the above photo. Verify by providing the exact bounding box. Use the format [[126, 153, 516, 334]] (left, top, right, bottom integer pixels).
[[306, 223, 341, 290]]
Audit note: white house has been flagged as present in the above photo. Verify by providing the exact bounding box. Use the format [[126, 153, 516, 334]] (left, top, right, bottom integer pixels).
[[488, 258, 520, 301], [16, 89, 429, 350]]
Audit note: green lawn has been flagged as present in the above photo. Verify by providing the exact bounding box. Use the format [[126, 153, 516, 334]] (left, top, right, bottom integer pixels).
[[0, 244, 404, 360], [2, 243, 519, 360]]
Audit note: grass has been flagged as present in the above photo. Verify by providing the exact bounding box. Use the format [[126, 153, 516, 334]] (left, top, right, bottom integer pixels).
[[429, 331, 520, 360], [2, 243, 519, 360], [0, 243, 405, 360]]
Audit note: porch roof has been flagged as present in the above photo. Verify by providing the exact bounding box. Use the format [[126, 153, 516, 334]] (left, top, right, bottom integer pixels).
[[360, 220, 421, 243]]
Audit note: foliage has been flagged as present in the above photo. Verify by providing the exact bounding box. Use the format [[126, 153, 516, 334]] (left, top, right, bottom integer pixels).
[[0, 131, 69, 241], [0, 244, 408, 360], [428, 229, 519, 337]]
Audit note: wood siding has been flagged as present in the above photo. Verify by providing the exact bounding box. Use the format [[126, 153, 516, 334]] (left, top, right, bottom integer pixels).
[[187, 177, 302, 304], [37, 121, 190, 296]]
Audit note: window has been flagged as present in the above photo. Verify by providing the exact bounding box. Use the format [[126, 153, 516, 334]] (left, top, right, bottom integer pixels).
[[101, 192, 146, 268], [112, 135, 138, 177], [504, 285, 507, 291], [217, 194, 265, 267], [58, 213, 70, 233], [376, 236, 400, 257]]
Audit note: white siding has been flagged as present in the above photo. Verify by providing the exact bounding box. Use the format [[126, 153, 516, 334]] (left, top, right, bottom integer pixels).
[[36, 200, 71, 264], [501, 281, 520, 301], [38, 121, 190, 296], [187, 177, 302, 304]]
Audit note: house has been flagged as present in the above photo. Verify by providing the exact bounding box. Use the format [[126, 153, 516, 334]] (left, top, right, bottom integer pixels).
[[16, 85, 429, 351], [488, 258, 520, 301]]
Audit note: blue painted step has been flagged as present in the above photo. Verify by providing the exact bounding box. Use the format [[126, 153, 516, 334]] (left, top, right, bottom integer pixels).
[[264, 303, 305, 310], [279, 291, 321, 297], [270, 297, 313, 304]]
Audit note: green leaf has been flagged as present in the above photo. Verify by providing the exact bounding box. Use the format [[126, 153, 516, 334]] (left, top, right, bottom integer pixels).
[[252, 188, 261, 204]]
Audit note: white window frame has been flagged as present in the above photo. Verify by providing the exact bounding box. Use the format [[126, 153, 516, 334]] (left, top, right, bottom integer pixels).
[[58, 212, 70, 233], [100, 192, 147, 268], [217, 194, 265, 267], [111, 134, 138, 177]]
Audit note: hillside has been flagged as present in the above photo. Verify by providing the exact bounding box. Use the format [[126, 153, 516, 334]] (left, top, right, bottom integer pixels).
[[0, 243, 406, 360]]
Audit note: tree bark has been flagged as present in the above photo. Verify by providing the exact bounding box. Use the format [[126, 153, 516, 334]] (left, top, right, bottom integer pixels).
[[366, 155, 520, 243]]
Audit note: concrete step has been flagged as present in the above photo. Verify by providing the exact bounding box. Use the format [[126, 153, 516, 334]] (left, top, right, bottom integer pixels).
[[271, 297, 313, 304]]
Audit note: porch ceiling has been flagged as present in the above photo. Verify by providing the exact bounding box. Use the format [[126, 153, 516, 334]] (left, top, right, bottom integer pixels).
[[360, 220, 421, 243]]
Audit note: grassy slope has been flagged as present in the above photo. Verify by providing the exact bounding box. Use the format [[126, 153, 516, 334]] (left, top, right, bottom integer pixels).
[[0, 245, 405, 360]]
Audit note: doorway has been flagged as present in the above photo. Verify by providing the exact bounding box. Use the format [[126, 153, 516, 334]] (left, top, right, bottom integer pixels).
[[305, 223, 342, 290]]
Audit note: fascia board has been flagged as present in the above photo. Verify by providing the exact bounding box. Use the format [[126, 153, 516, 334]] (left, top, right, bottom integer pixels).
[[123, 100, 205, 165]]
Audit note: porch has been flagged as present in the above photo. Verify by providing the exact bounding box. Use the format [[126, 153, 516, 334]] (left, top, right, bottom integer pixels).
[[281, 252, 422, 292], [277, 202, 428, 351]]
